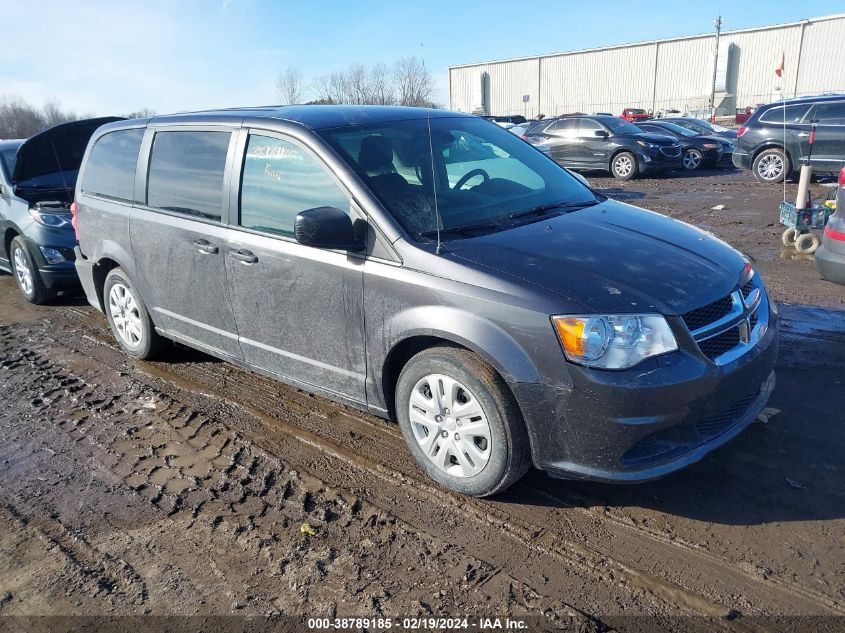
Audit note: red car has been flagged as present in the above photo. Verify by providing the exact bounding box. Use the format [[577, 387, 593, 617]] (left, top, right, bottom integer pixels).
[[621, 108, 651, 122]]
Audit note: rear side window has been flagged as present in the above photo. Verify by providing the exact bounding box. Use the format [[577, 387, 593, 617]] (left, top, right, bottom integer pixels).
[[81, 128, 144, 201], [147, 131, 231, 221], [239, 134, 350, 238], [814, 102, 845, 125], [758, 104, 811, 124]]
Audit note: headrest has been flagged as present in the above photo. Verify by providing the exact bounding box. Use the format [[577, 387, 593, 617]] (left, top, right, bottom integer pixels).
[[358, 135, 394, 173]]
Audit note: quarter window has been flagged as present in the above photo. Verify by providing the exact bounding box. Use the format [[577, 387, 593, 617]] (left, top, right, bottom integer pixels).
[[814, 102, 845, 125], [759, 104, 811, 124], [81, 128, 144, 201], [147, 131, 231, 221], [239, 134, 350, 237]]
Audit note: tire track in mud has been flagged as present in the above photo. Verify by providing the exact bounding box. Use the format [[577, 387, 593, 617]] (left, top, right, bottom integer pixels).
[[0, 324, 606, 626], [16, 307, 845, 619]]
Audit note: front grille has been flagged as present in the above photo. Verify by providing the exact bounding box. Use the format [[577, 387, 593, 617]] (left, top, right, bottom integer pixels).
[[682, 276, 767, 365], [698, 327, 740, 359], [740, 279, 755, 300], [694, 389, 760, 438], [622, 387, 761, 467], [660, 145, 682, 157], [682, 295, 733, 331]]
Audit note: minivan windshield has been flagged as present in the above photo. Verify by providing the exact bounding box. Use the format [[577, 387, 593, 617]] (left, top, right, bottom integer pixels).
[[319, 116, 601, 241], [0, 147, 18, 180]]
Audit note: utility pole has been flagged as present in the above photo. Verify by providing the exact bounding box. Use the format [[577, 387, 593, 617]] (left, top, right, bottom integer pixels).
[[709, 15, 724, 123]]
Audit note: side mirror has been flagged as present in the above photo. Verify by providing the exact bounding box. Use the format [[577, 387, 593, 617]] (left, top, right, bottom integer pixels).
[[594, 130, 609, 138], [294, 206, 363, 251]]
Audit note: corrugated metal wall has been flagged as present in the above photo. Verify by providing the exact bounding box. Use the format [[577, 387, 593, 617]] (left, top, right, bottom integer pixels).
[[449, 14, 845, 117]]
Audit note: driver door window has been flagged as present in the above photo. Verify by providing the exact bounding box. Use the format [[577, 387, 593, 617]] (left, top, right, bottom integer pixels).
[[240, 134, 351, 237], [578, 119, 606, 137]]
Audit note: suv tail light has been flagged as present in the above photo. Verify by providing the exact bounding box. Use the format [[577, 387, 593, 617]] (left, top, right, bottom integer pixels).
[[737, 126, 747, 138], [70, 201, 79, 242]]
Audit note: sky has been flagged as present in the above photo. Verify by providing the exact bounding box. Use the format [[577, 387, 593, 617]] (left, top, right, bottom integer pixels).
[[2, 0, 843, 117]]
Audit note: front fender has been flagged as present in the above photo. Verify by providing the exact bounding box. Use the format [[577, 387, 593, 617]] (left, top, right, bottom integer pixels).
[[382, 304, 542, 386]]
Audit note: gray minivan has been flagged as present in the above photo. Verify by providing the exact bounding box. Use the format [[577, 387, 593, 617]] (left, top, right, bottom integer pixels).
[[74, 106, 778, 496]]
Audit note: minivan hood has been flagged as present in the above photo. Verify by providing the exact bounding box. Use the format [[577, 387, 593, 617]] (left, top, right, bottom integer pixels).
[[12, 117, 123, 187], [447, 200, 747, 315]]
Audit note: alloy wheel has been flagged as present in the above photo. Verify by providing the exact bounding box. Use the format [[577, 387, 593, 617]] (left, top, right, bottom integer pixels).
[[613, 155, 633, 177], [757, 153, 783, 180], [13, 247, 33, 296], [408, 373, 491, 478], [108, 283, 143, 348], [682, 150, 702, 170]]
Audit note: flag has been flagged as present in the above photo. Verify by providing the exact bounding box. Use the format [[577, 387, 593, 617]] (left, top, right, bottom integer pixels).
[[775, 51, 785, 77]]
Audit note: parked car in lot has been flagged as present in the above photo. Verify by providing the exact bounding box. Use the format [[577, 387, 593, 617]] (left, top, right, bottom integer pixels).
[[621, 108, 651, 122], [733, 94, 845, 183], [523, 114, 682, 179], [74, 106, 777, 496], [0, 117, 121, 303], [667, 116, 738, 141], [815, 167, 845, 285], [635, 120, 733, 170], [482, 115, 527, 126]]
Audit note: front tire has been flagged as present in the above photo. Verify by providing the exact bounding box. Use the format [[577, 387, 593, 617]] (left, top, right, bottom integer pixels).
[[395, 346, 531, 497], [10, 236, 55, 305], [103, 267, 166, 360], [752, 148, 790, 183], [611, 151, 638, 180]]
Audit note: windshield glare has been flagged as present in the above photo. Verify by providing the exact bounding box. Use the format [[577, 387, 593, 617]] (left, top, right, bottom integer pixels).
[[604, 118, 643, 135], [657, 122, 697, 137], [0, 148, 18, 180], [319, 117, 599, 241]]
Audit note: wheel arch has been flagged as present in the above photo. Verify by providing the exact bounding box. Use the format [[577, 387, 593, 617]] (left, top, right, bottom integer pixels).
[[3, 226, 21, 261], [378, 311, 542, 421]]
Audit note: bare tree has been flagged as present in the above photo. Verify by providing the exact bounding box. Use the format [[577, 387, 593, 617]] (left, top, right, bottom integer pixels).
[[369, 63, 395, 105], [393, 57, 435, 107], [126, 108, 156, 119], [276, 66, 304, 105], [43, 99, 77, 127]]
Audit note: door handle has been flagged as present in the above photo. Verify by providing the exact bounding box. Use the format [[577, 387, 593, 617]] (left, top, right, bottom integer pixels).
[[796, 132, 809, 137], [192, 238, 219, 254], [229, 248, 258, 264]]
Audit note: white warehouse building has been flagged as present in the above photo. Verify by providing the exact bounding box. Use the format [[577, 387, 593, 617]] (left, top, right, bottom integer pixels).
[[448, 13, 845, 119]]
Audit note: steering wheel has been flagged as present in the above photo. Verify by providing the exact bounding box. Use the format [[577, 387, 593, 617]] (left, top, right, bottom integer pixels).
[[454, 168, 490, 190]]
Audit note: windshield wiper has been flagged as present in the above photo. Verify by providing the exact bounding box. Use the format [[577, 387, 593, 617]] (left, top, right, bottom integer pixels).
[[419, 221, 503, 240], [508, 199, 600, 220]]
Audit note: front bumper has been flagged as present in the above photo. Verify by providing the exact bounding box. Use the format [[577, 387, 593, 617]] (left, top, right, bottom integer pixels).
[[815, 243, 845, 286], [638, 150, 682, 173], [513, 303, 779, 482]]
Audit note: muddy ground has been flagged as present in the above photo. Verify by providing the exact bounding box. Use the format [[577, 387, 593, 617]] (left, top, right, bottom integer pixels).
[[1, 167, 844, 632]]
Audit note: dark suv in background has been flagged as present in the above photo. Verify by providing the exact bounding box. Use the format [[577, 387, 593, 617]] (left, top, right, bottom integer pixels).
[[0, 117, 121, 303], [733, 94, 845, 183], [524, 115, 682, 180]]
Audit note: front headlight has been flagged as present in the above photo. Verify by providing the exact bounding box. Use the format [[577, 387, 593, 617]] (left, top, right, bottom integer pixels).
[[551, 314, 678, 370], [29, 209, 72, 228], [636, 140, 658, 149], [702, 143, 719, 150]]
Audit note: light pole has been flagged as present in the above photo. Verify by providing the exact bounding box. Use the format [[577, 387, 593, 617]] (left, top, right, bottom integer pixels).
[[709, 15, 723, 123]]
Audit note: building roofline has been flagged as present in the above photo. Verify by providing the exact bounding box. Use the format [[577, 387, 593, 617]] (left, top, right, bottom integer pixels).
[[447, 13, 845, 70]]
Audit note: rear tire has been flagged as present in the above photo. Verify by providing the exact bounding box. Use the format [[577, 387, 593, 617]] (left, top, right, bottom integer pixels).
[[682, 149, 704, 171], [103, 267, 167, 360], [611, 151, 638, 180], [395, 346, 531, 497], [752, 148, 790, 183], [10, 236, 55, 305]]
